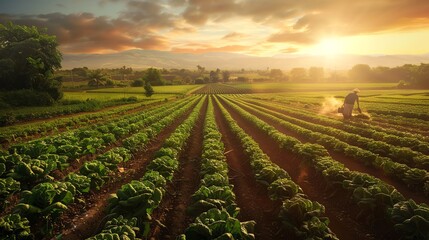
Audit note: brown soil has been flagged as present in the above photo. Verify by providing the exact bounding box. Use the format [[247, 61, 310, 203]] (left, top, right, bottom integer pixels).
[[237, 99, 429, 205], [218, 97, 378, 240], [48, 103, 196, 240], [0, 102, 189, 219], [148, 97, 207, 240], [213, 97, 286, 240]]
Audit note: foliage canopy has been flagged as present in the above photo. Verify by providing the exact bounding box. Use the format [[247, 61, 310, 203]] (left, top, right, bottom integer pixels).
[[0, 22, 63, 105]]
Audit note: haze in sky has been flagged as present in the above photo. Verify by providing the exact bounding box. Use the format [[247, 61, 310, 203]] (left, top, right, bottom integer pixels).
[[1, 0, 429, 57]]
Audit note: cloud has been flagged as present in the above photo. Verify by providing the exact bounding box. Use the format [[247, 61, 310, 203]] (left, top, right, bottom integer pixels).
[[119, 0, 176, 29], [172, 44, 248, 53], [0, 13, 167, 53], [281, 47, 299, 53], [177, 0, 429, 44], [222, 32, 247, 40], [2, 0, 429, 55], [182, 0, 238, 25]]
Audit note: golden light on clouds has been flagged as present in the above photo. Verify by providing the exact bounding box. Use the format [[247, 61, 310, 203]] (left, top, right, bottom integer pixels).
[[1, 0, 429, 56]]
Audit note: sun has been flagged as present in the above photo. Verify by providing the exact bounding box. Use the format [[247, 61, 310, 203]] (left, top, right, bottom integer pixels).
[[315, 38, 342, 56]]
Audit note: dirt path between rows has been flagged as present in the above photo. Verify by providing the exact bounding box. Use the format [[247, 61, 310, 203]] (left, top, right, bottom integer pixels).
[[148, 98, 207, 240], [51, 103, 196, 240], [237, 99, 429, 205], [213, 98, 286, 240], [218, 97, 376, 240]]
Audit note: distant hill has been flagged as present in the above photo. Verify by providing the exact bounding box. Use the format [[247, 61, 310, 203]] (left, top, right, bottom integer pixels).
[[62, 49, 429, 70]]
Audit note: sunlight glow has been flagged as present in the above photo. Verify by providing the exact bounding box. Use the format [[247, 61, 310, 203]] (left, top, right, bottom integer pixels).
[[315, 38, 342, 56]]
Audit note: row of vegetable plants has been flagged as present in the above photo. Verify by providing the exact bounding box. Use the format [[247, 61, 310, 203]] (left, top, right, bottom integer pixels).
[[367, 109, 429, 121], [237, 98, 429, 168], [246, 95, 429, 143], [220, 96, 429, 239], [369, 112, 429, 132], [0, 100, 151, 147], [59, 96, 201, 195], [258, 94, 429, 122], [246, 96, 429, 143], [192, 84, 251, 95], [0, 97, 196, 202], [178, 96, 256, 240], [86, 96, 206, 239], [0, 96, 151, 127], [214, 96, 338, 240], [242, 97, 429, 154], [0, 96, 202, 239], [228, 97, 429, 195], [0, 96, 195, 214]]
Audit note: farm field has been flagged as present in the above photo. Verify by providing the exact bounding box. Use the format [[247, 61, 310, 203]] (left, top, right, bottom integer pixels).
[[1, 83, 429, 240], [0, 84, 200, 127]]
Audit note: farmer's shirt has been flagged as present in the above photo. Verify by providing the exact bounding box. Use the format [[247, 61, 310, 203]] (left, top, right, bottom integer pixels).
[[344, 92, 359, 104]]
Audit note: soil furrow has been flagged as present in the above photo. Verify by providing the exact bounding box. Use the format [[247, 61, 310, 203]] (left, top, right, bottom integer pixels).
[[236, 99, 429, 205], [148, 97, 207, 240], [52, 104, 195, 240], [213, 98, 285, 240], [218, 97, 375, 240]]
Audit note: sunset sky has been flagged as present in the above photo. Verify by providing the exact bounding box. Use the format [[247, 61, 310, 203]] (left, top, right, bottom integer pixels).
[[1, 0, 429, 57]]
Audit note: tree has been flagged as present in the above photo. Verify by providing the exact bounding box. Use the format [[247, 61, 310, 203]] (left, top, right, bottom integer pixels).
[[131, 79, 144, 87], [269, 69, 283, 80], [209, 70, 219, 83], [144, 79, 154, 97], [309, 67, 324, 82], [144, 68, 164, 86], [349, 64, 373, 82], [222, 71, 230, 82], [197, 65, 205, 75], [87, 70, 109, 87], [414, 63, 429, 88], [290, 68, 308, 82], [0, 22, 63, 104]]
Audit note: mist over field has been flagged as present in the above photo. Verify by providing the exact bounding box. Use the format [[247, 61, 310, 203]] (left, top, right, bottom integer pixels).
[[62, 50, 429, 70]]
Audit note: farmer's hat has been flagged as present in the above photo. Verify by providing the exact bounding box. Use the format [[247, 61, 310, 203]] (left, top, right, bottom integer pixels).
[[353, 88, 360, 93]]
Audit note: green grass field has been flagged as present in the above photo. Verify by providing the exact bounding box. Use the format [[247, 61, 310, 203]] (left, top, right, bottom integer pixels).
[[0, 85, 201, 124]]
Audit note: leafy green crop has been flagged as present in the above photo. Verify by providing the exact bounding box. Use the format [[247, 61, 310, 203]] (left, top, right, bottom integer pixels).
[[0, 214, 33, 240], [279, 194, 337, 239], [181, 208, 255, 240], [8, 159, 56, 184], [14, 181, 76, 218], [108, 180, 163, 220], [146, 155, 178, 181], [87, 215, 141, 240], [0, 177, 20, 209], [79, 160, 110, 190], [389, 200, 429, 239], [65, 173, 91, 194], [268, 178, 302, 200]]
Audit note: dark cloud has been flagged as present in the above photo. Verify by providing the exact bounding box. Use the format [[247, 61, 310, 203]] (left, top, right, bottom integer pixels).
[[172, 44, 247, 53], [182, 0, 238, 25], [0, 12, 167, 53], [119, 1, 176, 28]]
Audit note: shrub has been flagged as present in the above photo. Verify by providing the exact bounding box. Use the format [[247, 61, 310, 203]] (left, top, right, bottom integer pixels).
[[131, 79, 144, 87], [1, 89, 55, 106]]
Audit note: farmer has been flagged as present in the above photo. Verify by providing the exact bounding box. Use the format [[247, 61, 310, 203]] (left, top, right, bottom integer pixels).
[[342, 88, 361, 119]]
